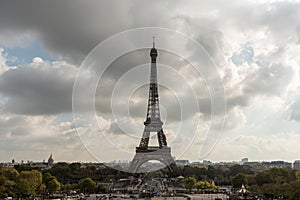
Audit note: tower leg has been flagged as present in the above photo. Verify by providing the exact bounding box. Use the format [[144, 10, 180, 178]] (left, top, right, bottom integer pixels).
[[128, 147, 176, 173]]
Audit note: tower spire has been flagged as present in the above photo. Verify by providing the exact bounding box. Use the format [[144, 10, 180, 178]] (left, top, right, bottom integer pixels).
[[153, 36, 155, 48], [150, 37, 158, 63]]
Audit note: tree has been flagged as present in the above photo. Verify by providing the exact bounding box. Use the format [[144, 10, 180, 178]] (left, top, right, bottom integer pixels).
[[195, 181, 210, 192], [62, 183, 79, 193], [207, 166, 218, 179], [260, 184, 274, 198], [43, 172, 54, 184], [79, 178, 96, 193], [232, 173, 247, 189], [19, 170, 42, 194], [69, 163, 81, 174], [14, 179, 35, 197], [274, 183, 292, 199], [96, 184, 107, 193], [38, 183, 46, 195], [296, 170, 300, 181], [290, 180, 300, 200], [0, 175, 7, 197], [42, 173, 61, 193], [48, 162, 71, 184], [246, 174, 256, 186], [228, 165, 252, 176], [195, 181, 204, 192], [47, 179, 61, 193], [184, 177, 196, 192], [4, 168, 19, 182], [255, 171, 273, 186]]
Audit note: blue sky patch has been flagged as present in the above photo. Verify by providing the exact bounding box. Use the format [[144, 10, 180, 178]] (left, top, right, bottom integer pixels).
[[2, 39, 55, 66], [231, 44, 254, 66]]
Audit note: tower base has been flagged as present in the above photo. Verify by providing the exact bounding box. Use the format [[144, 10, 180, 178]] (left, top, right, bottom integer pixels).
[[129, 147, 177, 173]]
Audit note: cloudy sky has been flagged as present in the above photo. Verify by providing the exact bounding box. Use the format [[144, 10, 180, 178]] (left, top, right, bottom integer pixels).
[[1, 0, 300, 164]]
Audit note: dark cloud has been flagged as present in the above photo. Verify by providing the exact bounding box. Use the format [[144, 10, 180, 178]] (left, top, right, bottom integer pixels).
[[0, 61, 76, 115], [0, 0, 176, 64]]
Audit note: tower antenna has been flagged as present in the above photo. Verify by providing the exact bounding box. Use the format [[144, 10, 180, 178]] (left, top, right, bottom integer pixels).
[[153, 36, 155, 48]]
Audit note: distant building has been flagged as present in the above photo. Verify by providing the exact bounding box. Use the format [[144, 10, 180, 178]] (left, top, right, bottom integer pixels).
[[81, 162, 106, 169], [0, 162, 15, 168], [175, 160, 190, 166], [203, 160, 213, 166], [48, 154, 54, 167], [262, 161, 292, 169], [27, 154, 55, 169], [294, 160, 300, 170], [243, 162, 268, 173], [241, 158, 248, 164], [243, 160, 292, 172], [190, 162, 208, 168]]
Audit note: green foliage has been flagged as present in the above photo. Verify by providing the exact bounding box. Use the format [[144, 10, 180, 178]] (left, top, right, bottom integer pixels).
[[184, 177, 196, 192], [47, 178, 61, 193], [38, 183, 46, 194], [0, 186, 6, 197], [69, 163, 81, 173], [43, 172, 53, 183], [16, 170, 42, 195], [62, 183, 79, 193], [14, 164, 39, 172], [79, 178, 96, 193], [19, 170, 42, 195], [289, 180, 300, 200], [4, 168, 19, 182], [96, 183, 107, 193], [0, 175, 7, 197], [255, 171, 273, 186], [14, 178, 35, 197], [260, 184, 274, 197], [195, 181, 217, 191], [146, 170, 161, 178], [232, 173, 248, 189], [2, 162, 300, 198], [0, 168, 19, 197], [232, 168, 299, 198], [246, 174, 256, 186], [228, 165, 253, 176], [42, 172, 61, 193], [274, 182, 292, 199], [295, 170, 300, 181], [47, 162, 71, 183]]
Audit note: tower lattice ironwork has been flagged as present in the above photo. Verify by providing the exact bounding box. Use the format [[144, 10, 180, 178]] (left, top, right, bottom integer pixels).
[[129, 38, 176, 173]]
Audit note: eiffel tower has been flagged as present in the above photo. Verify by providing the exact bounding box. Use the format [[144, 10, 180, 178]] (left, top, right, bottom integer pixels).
[[129, 38, 176, 173]]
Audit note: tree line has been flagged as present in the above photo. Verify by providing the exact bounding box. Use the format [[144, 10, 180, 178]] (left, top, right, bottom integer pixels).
[[231, 167, 300, 199], [1, 162, 300, 199], [0, 165, 107, 198]]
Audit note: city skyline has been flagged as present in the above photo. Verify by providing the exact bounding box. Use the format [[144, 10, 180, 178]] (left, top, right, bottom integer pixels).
[[1, 0, 300, 163], [1, 154, 299, 170]]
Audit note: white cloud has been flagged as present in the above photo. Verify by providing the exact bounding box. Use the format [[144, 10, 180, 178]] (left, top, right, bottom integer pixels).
[[0, 48, 9, 75], [32, 57, 43, 63], [209, 132, 300, 162], [0, 112, 94, 162]]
